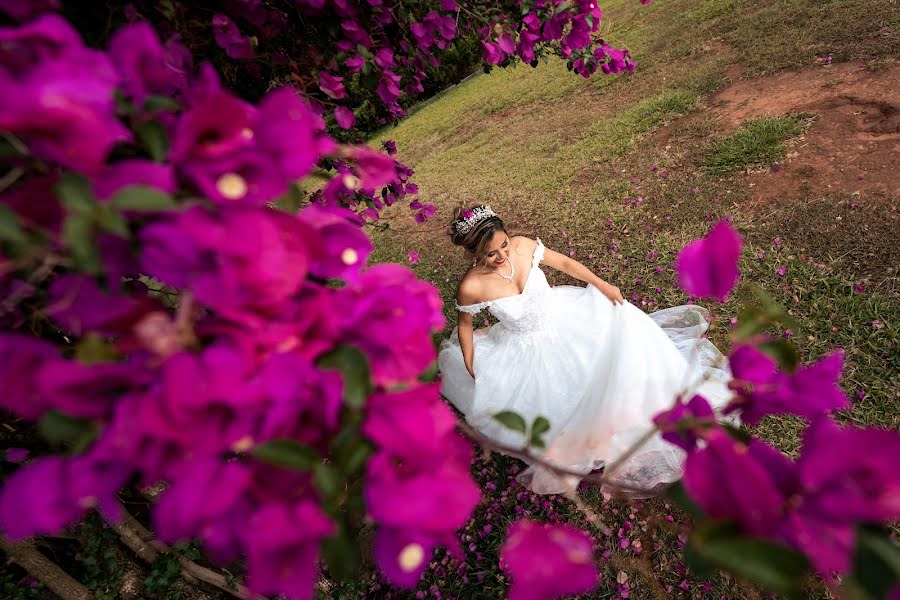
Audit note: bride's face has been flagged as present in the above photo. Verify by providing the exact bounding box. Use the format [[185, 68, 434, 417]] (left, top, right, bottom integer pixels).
[[482, 230, 511, 269]]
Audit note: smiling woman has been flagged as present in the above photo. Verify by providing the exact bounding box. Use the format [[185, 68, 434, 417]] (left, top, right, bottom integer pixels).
[[438, 204, 734, 497]]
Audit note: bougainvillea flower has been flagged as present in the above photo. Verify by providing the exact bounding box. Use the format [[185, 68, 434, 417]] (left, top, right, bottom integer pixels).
[[153, 457, 252, 564], [499, 519, 599, 600], [91, 159, 176, 201], [728, 346, 849, 426], [683, 430, 787, 537], [334, 105, 355, 129], [252, 352, 342, 449], [0, 333, 59, 420], [365, 436, 480, 535], [0, 62, 129, 175], [212, 13, 253, 60], [780, 419, 900, 576], [245, 501, 334, 600], [363, 385, 458, 459], [36, 359, 149, 419], [255, 86, 326, 181], [108, 22, 190, 104], [170, 88, 256, 164], [374, 527, 439, 587], [318, 71, 346, 100], [335, 264, 444, 385], [653, 394, 716, 451], [677, 221, 742, 302], [352, 146, 397, 189], [297, 204, 372, 282], [0, 448, 130, 540]]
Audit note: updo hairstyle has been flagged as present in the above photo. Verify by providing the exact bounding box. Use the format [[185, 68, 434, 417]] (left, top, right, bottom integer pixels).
[[448, 204, 506, 259]]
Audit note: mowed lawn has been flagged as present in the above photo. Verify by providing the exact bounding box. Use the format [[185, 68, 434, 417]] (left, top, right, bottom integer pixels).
[[342, 0, 900, 597]]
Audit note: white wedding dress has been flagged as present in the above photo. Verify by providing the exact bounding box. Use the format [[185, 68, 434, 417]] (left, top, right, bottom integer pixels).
[[438, 239, 733, 497]]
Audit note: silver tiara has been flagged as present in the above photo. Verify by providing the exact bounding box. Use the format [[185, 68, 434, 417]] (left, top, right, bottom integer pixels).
[[455, 205, 496, 234]]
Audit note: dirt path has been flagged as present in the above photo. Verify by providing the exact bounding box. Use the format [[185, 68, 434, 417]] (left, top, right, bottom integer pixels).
[[663, 61, 900, 202]]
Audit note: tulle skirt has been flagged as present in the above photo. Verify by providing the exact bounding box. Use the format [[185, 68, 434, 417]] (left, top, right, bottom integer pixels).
[[438, 284, 733, 497]]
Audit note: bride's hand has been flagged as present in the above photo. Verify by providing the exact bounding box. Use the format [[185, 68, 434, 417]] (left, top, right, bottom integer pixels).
[[601, 283, 624, 305]]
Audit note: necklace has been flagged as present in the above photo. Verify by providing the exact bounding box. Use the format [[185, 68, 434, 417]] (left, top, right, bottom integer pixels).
[[492, 260, 515, 282]]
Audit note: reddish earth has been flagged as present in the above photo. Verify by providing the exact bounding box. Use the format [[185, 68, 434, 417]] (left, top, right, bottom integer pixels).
[[668, 61, 900, 202]]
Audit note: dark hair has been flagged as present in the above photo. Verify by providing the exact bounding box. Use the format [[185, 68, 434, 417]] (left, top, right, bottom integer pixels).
[[448, 204, 506, 258]]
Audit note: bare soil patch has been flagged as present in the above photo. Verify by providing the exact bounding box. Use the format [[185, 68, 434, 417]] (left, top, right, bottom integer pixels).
[[661, 61, 900, 202]]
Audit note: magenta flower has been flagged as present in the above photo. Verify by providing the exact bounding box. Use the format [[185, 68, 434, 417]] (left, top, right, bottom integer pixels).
[[352, 146, 397, 190], [499, 519, 599, 600], [153, 458, 252, 564], [676, 221, 742, 302], [0, 333, 59, 420], [0, 16, 129, 174], [36, 359, 149, 419], [108, 22, 190, 105], [318, 71, 346, 100], [0, 447, 130, 540], [297, 204, 372, 282], [91, 159, 176, 201], [335, 265, 444, 385], [212, 13, 253, 60], [256, 86, 329, 181], [373, 527, 438, 587], [408, 250, 420, 264], [4, 448, 28, 463], [334, 105, 355, 129], [252, 352, 343, 449], [140, 206, 317, 316], [781, 419, 900, 576], [683, 430, 788, 537], [653, 394, 716, 451], [728, 346, 849, 426], [245, 501, 334, 600], [482, 41, 504, 64]]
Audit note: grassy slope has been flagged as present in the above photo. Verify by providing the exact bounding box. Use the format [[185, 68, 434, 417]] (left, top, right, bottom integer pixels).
[[348, 0, 899, 598]]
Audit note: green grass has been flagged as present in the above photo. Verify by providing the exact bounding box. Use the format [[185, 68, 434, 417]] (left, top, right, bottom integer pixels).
[[354, 0, 900, 597], [705, 115, 810, 174]]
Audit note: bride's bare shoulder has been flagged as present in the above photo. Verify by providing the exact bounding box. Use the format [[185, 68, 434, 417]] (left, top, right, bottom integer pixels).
[[457, 269, 486, 305], [510, 235, 538, 255]]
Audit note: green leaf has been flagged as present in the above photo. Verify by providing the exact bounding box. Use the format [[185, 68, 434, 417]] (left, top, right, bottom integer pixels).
[[335, 438, 373, 476], [531, 416, 550, 436], [851, 525, 900, 599], [39, 410, 98, 452], [93, 204, 130, 238], [75, 333, 120, 364], [317, 345, 372, 409], [252, 439, 319, 471], [721, 423, 752, 444], [142, 95, 181, 114], [750, 284, 801, 331], [56, 173, 95, 214], [492, 410, 527, 435], [135, 120, 169, 162], [528, 434, 547, 450], [111, 185, 177, 212], [314, 463, 341, 500], [321, 523, 360, 581], [0, 205, 27, 246], [665, 480, 706, 519], [418, 360, 439, 383], [63, 214, 101, 274], [690, 521, 809, 598], [757, 338, 800, 372]]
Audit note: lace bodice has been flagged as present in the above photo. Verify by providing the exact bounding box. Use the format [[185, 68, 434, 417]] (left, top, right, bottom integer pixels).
[[456, 239, 551, 335]]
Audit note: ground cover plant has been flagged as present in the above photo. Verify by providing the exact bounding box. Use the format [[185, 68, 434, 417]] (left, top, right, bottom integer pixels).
[[0, 0, 898, 599]]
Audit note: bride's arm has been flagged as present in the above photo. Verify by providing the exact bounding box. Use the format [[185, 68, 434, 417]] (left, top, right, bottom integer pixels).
[[457, 310, 476, 379], [456, 280, 479, 378], [540, 245, 625, 304]]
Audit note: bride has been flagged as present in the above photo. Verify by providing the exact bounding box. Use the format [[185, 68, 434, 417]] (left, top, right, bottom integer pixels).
[[438, 205, 733, 496]]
